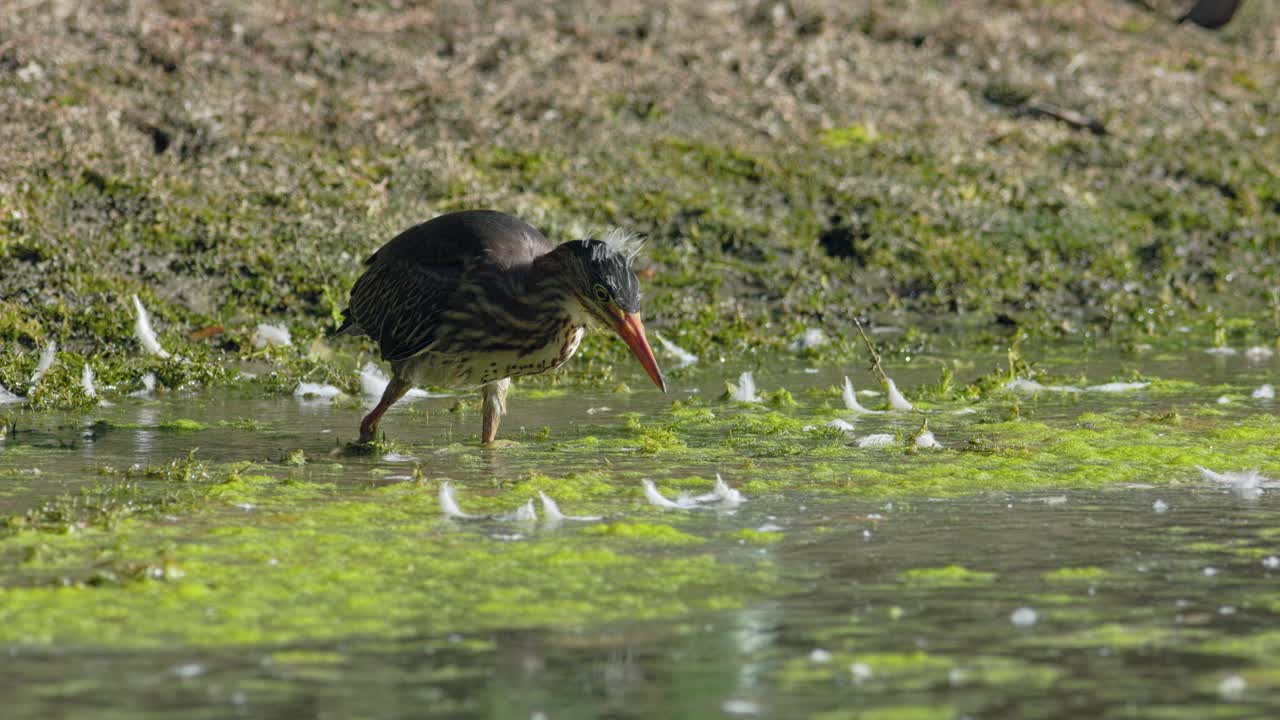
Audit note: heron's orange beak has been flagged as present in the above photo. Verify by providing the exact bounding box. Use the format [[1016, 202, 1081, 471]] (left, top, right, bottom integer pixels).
[[611, 311, 667, 392]]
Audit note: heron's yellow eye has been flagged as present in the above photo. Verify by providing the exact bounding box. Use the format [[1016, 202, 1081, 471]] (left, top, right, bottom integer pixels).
[[593, 284, 610, 303]]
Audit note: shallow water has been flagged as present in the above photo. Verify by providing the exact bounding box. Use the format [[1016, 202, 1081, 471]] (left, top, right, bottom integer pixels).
[[2, 348, 1279, 718]]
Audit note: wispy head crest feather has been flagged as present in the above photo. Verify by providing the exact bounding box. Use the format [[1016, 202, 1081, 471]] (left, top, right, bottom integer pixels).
[[595, 227, 646, 263]]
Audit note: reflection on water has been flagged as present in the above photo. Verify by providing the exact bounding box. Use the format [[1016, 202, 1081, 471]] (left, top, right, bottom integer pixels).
[[2, 349, 1279, 718]]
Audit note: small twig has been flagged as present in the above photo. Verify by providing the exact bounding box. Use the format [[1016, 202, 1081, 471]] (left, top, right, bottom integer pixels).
[[852, 316, 889, 386], [1018, 100, 1108, 136]]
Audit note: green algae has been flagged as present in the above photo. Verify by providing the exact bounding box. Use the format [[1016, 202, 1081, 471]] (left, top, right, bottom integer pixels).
[[897, 566, 997, 587], [157, 418, 206, 432], [0, 471, 773, 647], [729, 529, 784, 545], [1043, 566, 1110, 583], [581, 522, 704, 546]]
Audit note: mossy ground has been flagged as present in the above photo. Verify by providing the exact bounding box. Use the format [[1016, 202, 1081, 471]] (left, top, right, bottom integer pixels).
[[2, 1, 1280, 409]]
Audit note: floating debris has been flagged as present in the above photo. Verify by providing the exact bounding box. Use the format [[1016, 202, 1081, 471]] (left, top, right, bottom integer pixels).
[[915, 431, 942, 449], [1196, 465, 1279, 499], [252, 323, 292, 349], [642, 479, 691, 509], [953, 407, 977, 415], [586, 406, 611, 415], [824, 418, 856, 432], [1010, 607, 1038, 627], [1263, 556, 1280, 570], [358, 362, 433, 399], [1218, 675, 1247, 700], [29, 341, 56, 387], [809, 648, 833, 663], [730, 371, 761, 403], [132, 295, 171, 359], [0, 383, 24, 405], [721, 700, 762, 717], [538, 492, 602, 522], [885, 378, 913, 411], [381, 452, 417, 462], [496, 499, 537, 523], [857, 434, 896, 448], [691, 474, 744, 507], [438, 481, 482, 519], [129, 373, 157, 398], [842, 376, 882, 414], [1005, 378, 1081, 394], [1216, 395, 1232, 405], [788, 327, 827, 351], [642, 476, 744, 510], [655, 332, 698, 368], [81, 364, 98, 400], [1153, 499, 1169, 513], [293, 382, 342, 400], [1253, 384, 1274, 400], [1244, 346, 1275, 362], [1085, 382, 1149, 393], [1205, 346, 1238, 356]]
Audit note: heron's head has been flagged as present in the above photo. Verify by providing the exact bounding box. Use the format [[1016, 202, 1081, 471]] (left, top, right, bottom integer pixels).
[[557, 230, 665, 392]]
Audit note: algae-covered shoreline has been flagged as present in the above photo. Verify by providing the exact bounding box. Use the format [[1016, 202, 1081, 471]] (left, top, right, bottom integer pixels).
[[2, 0, 1279, 406]]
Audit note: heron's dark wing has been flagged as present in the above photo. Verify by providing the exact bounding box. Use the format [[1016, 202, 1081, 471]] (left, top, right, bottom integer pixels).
[[345, 210, 555, 362], [367, 210, 555, 270]]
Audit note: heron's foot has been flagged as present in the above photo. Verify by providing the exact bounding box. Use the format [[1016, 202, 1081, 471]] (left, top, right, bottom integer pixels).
[[482, 439, 517, 449]]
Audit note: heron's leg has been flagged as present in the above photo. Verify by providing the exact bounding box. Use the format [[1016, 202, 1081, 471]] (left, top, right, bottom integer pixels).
[[481, 377, 512, 445], [360, 375, 412, 443]]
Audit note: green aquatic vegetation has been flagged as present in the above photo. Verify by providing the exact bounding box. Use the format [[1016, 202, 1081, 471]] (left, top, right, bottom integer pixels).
[[0, 460, 774, 647], [898, 565, 997, 587], [729, 529, 783, 545], [580, 522, 704, 546], [1043, 566, 1110, 583], [157, 418, 205, 432]]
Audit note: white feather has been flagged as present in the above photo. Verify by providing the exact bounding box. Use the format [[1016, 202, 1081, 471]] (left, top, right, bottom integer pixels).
[[599, 227, 646, 260], [81, 364, 98, 399], [696, 474, 743, 507], [1005, 378, 1082, 394], [843, 376, 882, 414], [293, 382, 342, 400], [439, 481, 482, 519], [1252, 384, 1274, 400], [1085, 382, 1148, 393], [0, 383, 25, 405], [497, 499, 538, 523], [132, 295, 171, 359], [886, 378, 913, 411], [915, 431, 942, 449], [359, 362, 432, 399], [1196, 465, 1279, 499], [824, 418, 856, 432], [788, 328, 827, 351], [642, 479, 692, 509], [731, 371, 761, 403], [252, 323, 292, 349], [857, 433, 896, 448], [29, 342, 56, 387], [1244, 346, 1275, 362], [130, 372, 157, 397], [655, 333, 698, 369]]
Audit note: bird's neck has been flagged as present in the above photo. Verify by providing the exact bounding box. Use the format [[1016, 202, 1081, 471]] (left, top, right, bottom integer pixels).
[[527, 248, 591, 326]]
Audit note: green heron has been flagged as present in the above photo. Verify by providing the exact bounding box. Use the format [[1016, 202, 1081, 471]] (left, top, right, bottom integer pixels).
[[338, 210, 666, 445]]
